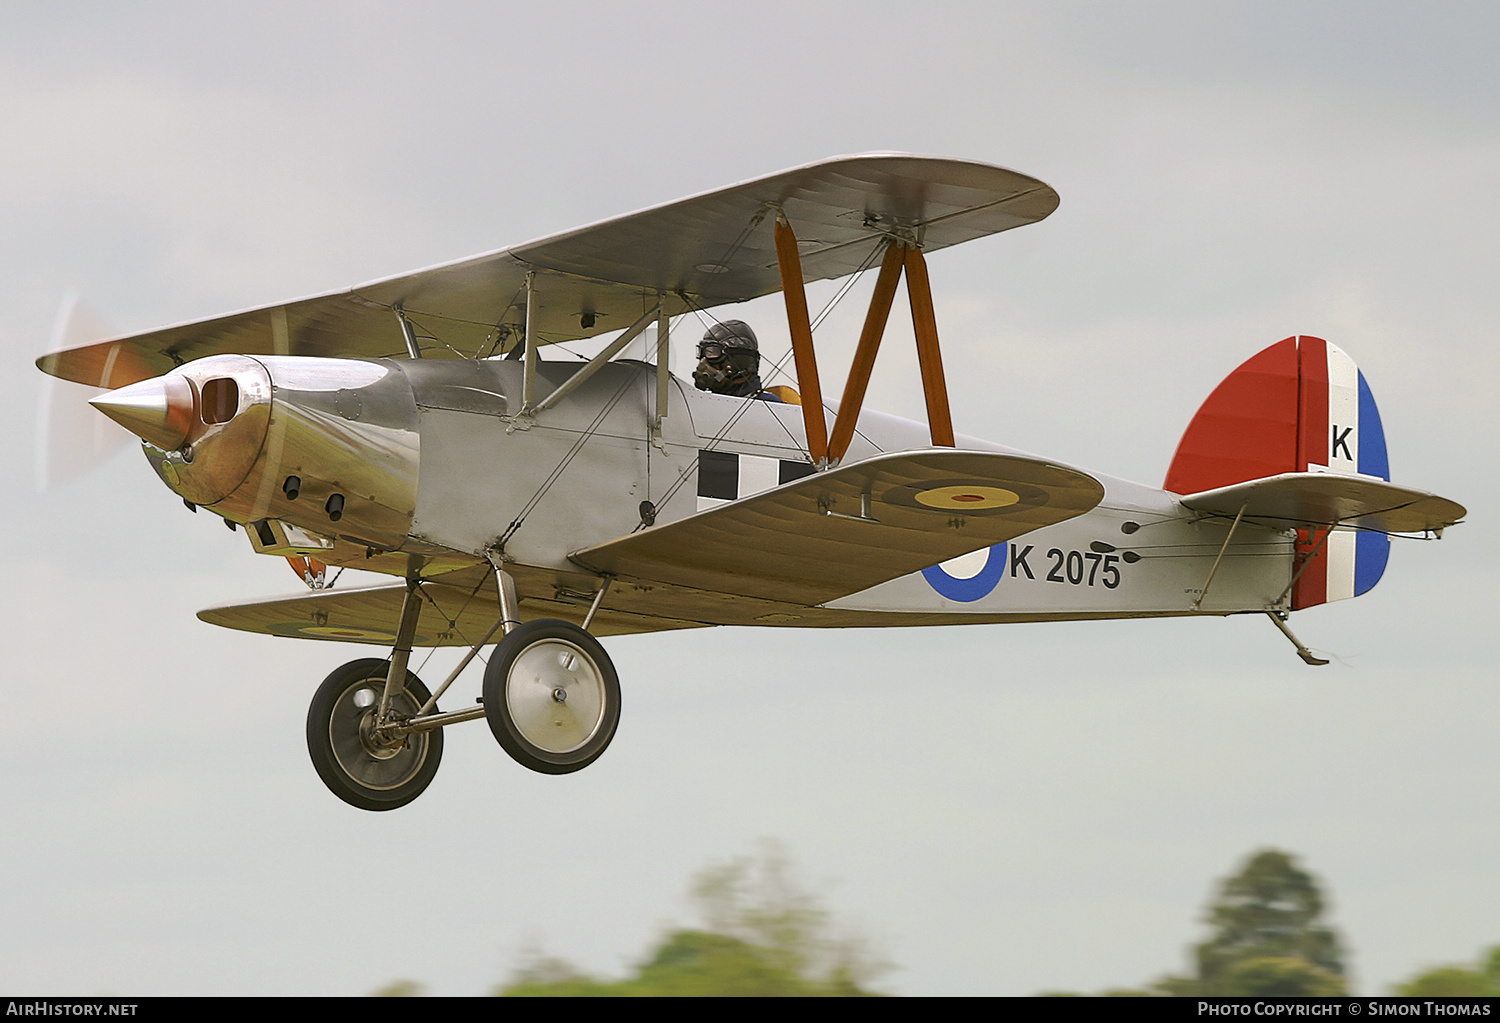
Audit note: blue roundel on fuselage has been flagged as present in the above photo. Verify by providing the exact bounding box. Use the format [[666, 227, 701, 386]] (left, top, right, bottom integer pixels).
[[921, 542, 1008, 602]]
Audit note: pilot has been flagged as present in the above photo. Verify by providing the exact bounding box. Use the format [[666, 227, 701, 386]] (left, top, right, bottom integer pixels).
[[692, 320, 782, 401]]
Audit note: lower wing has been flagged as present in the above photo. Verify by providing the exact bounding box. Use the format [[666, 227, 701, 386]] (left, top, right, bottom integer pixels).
[[570, 449, 1105, 605]]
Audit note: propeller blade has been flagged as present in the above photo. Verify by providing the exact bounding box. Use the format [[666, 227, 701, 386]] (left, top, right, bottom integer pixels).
[[35, 294, 132, 491]]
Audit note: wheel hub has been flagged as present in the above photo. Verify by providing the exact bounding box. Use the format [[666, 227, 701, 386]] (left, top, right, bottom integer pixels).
[[358, 709, 407, 759], [506, 638, 606, 755]]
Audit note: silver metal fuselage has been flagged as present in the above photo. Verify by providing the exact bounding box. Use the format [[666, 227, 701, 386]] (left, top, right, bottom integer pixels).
[[138, 354, 1293, 629]]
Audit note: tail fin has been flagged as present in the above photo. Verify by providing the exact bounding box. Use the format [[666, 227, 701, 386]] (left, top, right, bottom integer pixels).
[[1165, 336, 1391, 608]]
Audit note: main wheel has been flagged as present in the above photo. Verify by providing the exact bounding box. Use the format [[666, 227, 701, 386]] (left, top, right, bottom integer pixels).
[[483, 619, 620, 775], [306, 658, 443, 811]]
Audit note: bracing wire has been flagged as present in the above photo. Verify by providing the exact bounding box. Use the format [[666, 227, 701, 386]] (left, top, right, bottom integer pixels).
[[647, 239, 889, 516], [498, 367, 643, 549]]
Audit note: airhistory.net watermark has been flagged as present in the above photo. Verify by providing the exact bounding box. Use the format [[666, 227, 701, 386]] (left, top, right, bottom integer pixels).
[[5, 1003, 138, 1016]]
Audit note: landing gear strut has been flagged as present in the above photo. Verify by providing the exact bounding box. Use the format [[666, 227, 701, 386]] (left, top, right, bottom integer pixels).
[[301, 568, 619, 809]]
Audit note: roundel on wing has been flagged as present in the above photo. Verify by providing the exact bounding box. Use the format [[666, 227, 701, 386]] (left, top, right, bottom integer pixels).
[[268, 623, 404, 643], [913, 485, 1020, 510], [922, 542, 1008, 602]]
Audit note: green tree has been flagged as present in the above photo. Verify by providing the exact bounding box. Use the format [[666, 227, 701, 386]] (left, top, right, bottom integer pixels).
[[1213, 956, 1346, 996], [1040, 848, 1348, 997], [1395, 945, 1500, 997], [498, 948, 616, 997], [494, 841, 889, 997], [1190, 849, 1346, 994], [622, 930, 832, 996]]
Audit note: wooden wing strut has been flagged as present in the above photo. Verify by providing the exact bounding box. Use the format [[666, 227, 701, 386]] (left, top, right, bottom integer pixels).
[[828, 242, 905, 463], [904, 245, 955, 448], [776, 219, 960, 468], [773, 215, 830, 466]]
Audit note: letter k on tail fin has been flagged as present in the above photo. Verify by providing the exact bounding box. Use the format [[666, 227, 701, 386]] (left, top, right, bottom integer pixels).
[[1165, 336, 1461, 609]]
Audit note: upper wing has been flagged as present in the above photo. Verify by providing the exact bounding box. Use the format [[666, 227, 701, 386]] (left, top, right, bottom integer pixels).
[[38, 153, 1058, 388], [570, 449, 1104, 605], [1179, 472, 1466, 533]]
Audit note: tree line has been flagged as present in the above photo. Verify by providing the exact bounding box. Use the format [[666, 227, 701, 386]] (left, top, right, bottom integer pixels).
[[1043, 848, 1499, 997], [372, 844, 1497, 996]]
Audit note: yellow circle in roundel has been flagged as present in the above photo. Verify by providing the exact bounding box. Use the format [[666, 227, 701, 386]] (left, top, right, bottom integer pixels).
[[913, 485, 1021, 510]]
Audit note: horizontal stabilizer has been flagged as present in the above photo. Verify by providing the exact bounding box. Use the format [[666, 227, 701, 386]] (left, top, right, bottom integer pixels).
[[1179, 472, 1465, 534], [570, 450, 1104, 605]]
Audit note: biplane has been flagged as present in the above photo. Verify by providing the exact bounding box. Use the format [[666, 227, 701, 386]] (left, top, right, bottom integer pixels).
[[36, 154, 1465, 811]]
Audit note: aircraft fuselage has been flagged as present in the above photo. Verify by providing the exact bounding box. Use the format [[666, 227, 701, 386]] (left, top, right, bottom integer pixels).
[[116, 353, 1292, 629]]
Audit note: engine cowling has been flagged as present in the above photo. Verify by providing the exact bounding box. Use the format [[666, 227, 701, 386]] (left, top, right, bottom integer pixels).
[[91, 355, 420, 554]]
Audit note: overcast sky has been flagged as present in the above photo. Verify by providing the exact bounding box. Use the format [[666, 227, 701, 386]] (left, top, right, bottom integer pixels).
[[3, 1, 1496, 996]]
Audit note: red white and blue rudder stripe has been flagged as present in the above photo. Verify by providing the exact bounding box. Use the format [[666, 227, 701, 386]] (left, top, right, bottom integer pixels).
[[1164, 335, 1391, 608]]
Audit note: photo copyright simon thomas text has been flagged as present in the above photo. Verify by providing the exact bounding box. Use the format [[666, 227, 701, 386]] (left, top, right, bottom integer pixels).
[[1198, 1003, 1493, 1017]]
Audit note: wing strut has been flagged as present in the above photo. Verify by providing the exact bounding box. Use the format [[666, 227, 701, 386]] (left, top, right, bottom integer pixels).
[[828, 242, 905, 463], [904, 245, 956, 448], [530, 301, 661, 413], [776, 224, 960, 468], [522, 271, 540, 408], [395, 305, 423, 359], [773, 214, 831, 467], [654, 298, 670, 433]]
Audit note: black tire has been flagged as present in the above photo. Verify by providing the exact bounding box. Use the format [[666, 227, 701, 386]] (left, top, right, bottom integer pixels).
[[483, 619, 620, 775], [306, 658, 443, 811]]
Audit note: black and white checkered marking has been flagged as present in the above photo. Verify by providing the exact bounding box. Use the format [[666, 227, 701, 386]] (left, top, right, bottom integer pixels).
[[697, 450, 815, 510]]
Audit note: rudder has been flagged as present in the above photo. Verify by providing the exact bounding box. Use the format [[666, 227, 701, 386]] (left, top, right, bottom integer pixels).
[[1164, 336, 1391, 608]]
